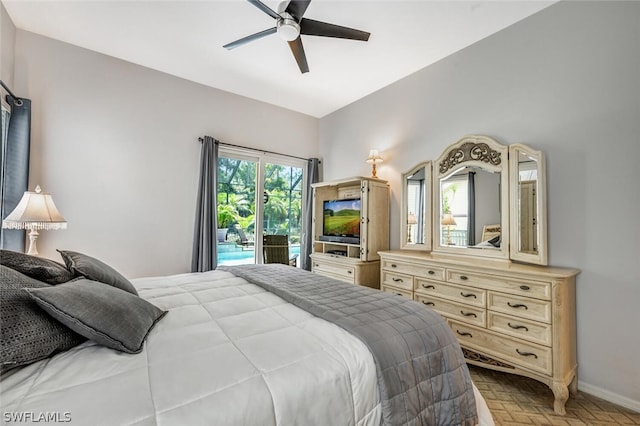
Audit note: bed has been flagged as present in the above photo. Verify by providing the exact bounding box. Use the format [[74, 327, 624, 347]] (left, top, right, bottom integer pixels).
[[1, 252, 493, 425]]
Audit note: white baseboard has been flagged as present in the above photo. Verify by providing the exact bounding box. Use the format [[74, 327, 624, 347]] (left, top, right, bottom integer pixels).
[[578, 381, 640, 413]]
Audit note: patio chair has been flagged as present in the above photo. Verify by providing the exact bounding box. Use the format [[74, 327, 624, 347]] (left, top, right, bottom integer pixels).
[[236, 227, 254, 249], [263, 234, 298, 267]]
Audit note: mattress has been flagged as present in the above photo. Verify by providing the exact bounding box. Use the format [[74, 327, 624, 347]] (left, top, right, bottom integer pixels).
[[1, 269, 493, 425]]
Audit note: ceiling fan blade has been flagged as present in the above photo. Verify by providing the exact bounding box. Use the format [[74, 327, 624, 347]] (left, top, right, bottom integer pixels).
[[300, 18, 370, 41], [223, 27, 277, 50], [247, 0, 280, 20], [285, 0, 312, 21], [288, 37, 309, 74]]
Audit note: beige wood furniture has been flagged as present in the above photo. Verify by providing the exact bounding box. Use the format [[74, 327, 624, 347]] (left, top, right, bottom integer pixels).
[[310, 177, 389, 288], [379, 250, 579, 415]]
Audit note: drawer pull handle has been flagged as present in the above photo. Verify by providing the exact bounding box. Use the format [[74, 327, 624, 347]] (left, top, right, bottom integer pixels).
[[395, 293, 404, 297], [460, 310, 477, 318], [456, 330, 472, 337], [392, 278, 403, 283], [422, 301, 435, 306], [422, 284, 435, 289], [507, 302, 528, 310], [516, 349, 538, 359], [508, 322, 529, 332], [460, 292, 477, 299], [391, 264, 397, 268], [520, 285, 531, 291], [314, 264, 319, 268], [460, 275, 469, 281], [428, 270, 435, 275], [347, 271, 352, 274]]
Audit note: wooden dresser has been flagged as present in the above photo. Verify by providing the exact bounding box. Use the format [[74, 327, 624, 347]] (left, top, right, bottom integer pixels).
[[379, 250, 580, 415]]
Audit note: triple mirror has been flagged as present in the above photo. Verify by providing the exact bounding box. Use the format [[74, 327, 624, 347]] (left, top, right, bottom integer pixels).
[[400, 135, 548, 265]]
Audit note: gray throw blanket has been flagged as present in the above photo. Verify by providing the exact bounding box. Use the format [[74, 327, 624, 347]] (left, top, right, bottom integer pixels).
[[219, 264, 478, 426]]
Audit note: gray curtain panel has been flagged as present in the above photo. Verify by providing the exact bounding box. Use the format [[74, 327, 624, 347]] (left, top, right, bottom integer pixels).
[[1, 95, 31, 252], [467, 171, 476, 246], [301, 158, 320, 271], [191, 136, 218, 272]]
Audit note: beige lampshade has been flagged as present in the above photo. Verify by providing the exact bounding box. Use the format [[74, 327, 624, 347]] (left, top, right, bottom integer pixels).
[[407, 212, 418, 225], [2, 185, 67, 230], [441, 213, 456, 226], [365, 149, 383, 164]]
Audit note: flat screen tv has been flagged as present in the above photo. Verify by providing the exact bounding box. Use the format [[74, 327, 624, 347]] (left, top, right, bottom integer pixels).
[[320, 198, 361, 244]]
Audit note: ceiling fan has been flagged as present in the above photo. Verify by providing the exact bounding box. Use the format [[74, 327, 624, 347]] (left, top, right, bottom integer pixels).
[[223, 0, 370, 74]]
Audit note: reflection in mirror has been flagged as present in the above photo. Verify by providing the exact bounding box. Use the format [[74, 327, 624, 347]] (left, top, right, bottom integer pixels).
[[407, 168, 426, 244], [438, 167, 501, 249], [402, 162, 431, 250], [517, 151, 538, 254]]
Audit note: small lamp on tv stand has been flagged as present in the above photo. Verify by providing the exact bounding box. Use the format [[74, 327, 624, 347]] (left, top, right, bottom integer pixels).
[[365, 149, 383, 178], [441, 212, 456, 245], [1, 185, 67, 256], [407, 212, 417, 243]]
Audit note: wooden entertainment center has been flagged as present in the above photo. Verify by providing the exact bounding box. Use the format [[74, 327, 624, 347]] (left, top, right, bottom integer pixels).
[[309, 176, 389, 288]]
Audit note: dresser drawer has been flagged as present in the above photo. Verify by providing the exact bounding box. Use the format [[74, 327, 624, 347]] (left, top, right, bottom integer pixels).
[[381, 285, 413, 300], [382, 259, 445, 281], [488, 292, 551, 324], [447, 270, 551, 300], [381, 271, 413, 291], [415, 279, 486, 308], [488, 311, 552, 347], [313, 261, 356, 281], [450, 320, 552, 376], [414, 294, 486, 327]]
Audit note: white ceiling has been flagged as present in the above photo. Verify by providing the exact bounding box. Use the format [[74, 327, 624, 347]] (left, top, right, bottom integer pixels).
[[3, 0, 553, 118]]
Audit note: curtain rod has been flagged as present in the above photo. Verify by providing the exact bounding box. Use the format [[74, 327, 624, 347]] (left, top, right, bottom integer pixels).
[[198, 137, 315, 162], [0, 80, 24, 107], [0, 80, 19, 100]]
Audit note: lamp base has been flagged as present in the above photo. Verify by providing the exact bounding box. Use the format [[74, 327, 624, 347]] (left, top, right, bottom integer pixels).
[[26, 228, 40, 256]]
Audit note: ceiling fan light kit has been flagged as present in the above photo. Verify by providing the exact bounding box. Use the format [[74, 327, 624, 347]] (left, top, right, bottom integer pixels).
[[277, 15, 300, 41], [224, 0, 370, 73]]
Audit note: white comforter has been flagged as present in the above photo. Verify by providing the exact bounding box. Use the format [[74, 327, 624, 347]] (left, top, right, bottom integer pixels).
[[1, 270, 493, 426], [1, 270, 381, 425]]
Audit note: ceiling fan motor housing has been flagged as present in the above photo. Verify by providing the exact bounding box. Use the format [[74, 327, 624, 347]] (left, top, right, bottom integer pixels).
[[277, 13, 300, 41]]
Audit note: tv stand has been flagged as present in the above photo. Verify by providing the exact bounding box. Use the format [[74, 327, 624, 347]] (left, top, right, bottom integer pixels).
[[310, 177, 390, 288]]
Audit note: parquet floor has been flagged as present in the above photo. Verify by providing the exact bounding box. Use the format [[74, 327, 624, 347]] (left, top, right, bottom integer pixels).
[[468, 365, 640, 425]]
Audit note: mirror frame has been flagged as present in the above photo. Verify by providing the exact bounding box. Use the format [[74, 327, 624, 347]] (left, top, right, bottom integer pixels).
[[401, 161, 432, 251], [432, 135, 510, 260], [509, 143, 548, 265]]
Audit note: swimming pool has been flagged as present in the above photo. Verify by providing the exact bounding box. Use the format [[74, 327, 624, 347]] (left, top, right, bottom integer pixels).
[[217, 243, 301, 265]]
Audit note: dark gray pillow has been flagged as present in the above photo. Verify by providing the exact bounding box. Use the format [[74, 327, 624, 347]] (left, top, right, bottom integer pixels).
[[57, 250, 138, 295], [25, 279, 167, 354], [1, 249, 74, 285], [1, 265, 85, 373]]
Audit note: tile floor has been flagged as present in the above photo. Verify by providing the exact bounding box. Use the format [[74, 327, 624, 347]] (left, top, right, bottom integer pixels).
[[469, 365, 640, 425]]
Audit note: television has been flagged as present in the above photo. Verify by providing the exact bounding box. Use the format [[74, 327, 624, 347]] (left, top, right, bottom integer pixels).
[[319, 198, 361, 244]]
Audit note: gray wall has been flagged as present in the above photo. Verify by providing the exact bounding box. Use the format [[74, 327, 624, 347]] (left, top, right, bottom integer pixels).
[[12, 31, 318, 278], [320, 1, 640, 410], [1, 2, 15, 89]]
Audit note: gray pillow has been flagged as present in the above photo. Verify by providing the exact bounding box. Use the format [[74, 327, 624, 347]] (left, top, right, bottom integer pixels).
[[1, 266, 85, 373], [25, 279, 167, 354], [1, 249, 75, 285], [57, 250, 138, 295]]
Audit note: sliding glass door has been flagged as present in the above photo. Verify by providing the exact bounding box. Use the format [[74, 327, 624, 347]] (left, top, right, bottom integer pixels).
[[216, 148, 306, 266]]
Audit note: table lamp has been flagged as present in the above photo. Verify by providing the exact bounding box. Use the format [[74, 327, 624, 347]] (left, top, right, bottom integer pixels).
[[365, 149, 383, 178], [2, 185, 67, 256], [407, 212, 417, 243], [441, 212, 456, 245]]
